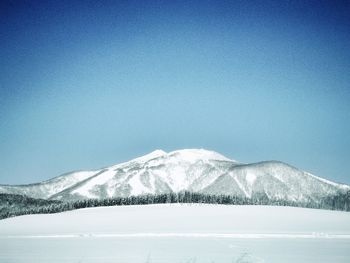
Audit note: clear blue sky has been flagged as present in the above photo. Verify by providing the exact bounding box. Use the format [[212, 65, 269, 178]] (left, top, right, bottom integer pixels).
[[1, 0, 349, 185]]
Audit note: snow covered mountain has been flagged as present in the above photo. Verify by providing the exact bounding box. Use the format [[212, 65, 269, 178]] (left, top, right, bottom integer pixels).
[[0, 149, 349, 202]]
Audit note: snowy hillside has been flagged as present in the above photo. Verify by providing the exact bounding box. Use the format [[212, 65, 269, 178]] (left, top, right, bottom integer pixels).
[[0, 204, 350, 262], [1, 149, 349, 202]]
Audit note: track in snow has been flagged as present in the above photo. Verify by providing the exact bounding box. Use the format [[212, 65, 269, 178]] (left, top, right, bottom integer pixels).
[[3, 233, 350, 239]]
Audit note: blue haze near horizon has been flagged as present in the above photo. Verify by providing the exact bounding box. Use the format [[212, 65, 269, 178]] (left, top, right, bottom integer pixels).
[[0, 1, 350, 185]]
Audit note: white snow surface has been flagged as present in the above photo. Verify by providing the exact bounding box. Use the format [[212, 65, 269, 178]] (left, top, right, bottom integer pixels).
[[1, 204, 349, 237], [1, 205, 350, 263]]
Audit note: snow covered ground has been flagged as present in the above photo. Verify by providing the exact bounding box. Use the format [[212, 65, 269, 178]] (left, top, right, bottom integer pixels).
[[1, 204, 350, 262]]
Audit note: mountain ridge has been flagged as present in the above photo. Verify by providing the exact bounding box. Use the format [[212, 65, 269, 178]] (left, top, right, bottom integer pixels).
[[0, 149, 349, 202]]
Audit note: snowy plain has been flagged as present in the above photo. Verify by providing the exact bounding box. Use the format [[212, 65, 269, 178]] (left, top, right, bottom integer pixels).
[[1, 204, 350, 262]]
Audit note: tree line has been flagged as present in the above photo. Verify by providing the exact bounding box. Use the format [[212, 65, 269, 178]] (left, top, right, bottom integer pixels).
[[1, 190, 349, 220]]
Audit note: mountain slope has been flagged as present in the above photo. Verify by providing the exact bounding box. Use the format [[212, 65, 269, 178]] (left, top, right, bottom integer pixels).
[[0, 149, 349, 202], [0, 170, 98, 199]]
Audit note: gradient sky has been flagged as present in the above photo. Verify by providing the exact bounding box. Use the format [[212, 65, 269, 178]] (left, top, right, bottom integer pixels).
[[1, 0, 350, 185]]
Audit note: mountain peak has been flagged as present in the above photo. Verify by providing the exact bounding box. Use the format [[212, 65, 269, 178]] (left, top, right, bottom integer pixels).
[[129, 149, 167, 163], [168, 149, 234, 162], [127, 148, 234, 165]]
